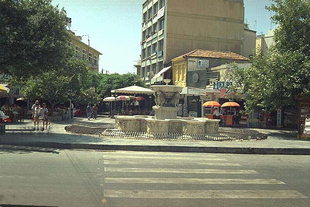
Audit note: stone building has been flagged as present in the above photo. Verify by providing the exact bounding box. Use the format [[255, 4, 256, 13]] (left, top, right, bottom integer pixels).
[[68, 31, 102, 72]]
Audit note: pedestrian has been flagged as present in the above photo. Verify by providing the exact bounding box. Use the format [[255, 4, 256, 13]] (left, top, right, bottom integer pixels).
[[39, 103, 49, 130], [70, 102, 74, 119], [92, 104, 98, 119], [31, 100, 41, 130], [86, 104, 92, 120]]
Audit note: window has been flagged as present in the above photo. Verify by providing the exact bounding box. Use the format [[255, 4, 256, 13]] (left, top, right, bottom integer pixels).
[[152, 43, 157, 53], [147, 27, 152, 38], [152, 63, 156, 74], [142, 49, 146, 59], [143, 12, 147, 22], [158, 39, 164, 51], [147, 8, 152, 19], [159, 0, 165, 8], [158, 61, 163, 70], [142, 31, 146, 40], [147, 46, 151, 57], [152, 22, 157, 34], [153, 2, 158, 15], [159, 19, 164, 30]]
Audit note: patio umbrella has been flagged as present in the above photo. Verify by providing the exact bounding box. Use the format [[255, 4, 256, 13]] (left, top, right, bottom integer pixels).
[[103, 97, 116, 102], [203, 101, 221, 107], [0, 84, 9, 93], [116, 95, 130, 101], [135, 96, 145, 101], [16, 97, 26, 101], [221, 102, 240, 107]]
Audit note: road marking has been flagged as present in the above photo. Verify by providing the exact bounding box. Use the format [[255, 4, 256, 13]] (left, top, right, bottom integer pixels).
[[103, 155, 226, 161], [105, 167, 257, 174], [104, 190, 307, 199], [105, 178, 285, 184], [103, 160, 241, 166], [102, 151, 221, 158]]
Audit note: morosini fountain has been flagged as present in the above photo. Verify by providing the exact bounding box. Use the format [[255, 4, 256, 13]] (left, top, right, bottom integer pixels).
[[105, 80, 220, 139]]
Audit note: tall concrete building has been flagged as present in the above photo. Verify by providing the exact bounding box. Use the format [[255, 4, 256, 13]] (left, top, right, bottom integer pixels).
[[139, 0, 252, 84]]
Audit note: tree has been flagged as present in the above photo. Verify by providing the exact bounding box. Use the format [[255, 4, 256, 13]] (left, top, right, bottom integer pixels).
[[268, 0, 310, 56], [97, 73, 146, 98], [0, 0, 70, 79], [229, 0, 310, 111], [22, 70, 74, 109]]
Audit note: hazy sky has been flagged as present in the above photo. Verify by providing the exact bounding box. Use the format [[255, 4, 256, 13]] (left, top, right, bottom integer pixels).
[[52, 0, 275, 74]]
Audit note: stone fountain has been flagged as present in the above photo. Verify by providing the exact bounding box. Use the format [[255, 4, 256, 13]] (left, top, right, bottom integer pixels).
[[113, 80, 220, 139]]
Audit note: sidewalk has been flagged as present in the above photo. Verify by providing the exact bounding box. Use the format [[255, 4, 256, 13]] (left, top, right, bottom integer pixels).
[[1, 117, 310, 155]]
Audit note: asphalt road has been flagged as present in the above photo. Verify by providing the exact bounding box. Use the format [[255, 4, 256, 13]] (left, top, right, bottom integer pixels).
[[0, 146, 309, 207]]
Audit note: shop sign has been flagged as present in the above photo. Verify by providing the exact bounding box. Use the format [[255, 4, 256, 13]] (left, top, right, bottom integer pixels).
[[213, 81, 232, 90], [188, 88, 206, 96]]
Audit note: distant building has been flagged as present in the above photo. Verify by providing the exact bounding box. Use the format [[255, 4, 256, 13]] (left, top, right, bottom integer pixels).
[[171, 49, 249, 88], [256, 29, 275, 55], [138, 0, 255, 85], [243, 25, 256, 58], [68, 31, 102, 72]]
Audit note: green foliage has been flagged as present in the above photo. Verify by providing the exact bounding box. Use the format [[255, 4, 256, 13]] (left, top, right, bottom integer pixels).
[[22, 70, 74, 106], [0, 0, 70, 79], [97, 73, 145, 98], [228, 0, 310, 111], [267, 0, 310, 56]]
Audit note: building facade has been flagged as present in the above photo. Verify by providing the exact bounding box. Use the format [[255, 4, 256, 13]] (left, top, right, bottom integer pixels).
[[256, 29, 275, 56], [171, 49, 249, 88], [68, 31, 102, 72], [171, 49, 249, 117], [139, 0, 252, 84]]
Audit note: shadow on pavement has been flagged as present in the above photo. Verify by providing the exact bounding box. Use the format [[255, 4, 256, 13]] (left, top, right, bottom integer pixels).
[[0, 145, 60, 154]]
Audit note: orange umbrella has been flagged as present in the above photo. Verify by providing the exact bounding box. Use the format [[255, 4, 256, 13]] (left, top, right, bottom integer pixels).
[[221, 102, 240, 107], [203, 101, 221, 107]]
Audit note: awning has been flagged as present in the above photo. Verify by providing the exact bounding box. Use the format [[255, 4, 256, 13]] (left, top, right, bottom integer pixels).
[[111, 85, 154, 95], [151, 66, 171, 84]]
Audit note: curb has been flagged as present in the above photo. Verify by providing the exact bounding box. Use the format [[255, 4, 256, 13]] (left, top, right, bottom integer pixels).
[[0, 141, 310, 155]]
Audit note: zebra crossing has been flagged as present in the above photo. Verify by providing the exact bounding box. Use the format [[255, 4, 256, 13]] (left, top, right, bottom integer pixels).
[[100, 151, 307, 201]]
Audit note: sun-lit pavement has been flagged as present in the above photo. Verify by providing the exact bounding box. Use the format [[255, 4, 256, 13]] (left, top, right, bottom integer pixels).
[[1, 117, 310, 154], [0, 148, 309, 207]]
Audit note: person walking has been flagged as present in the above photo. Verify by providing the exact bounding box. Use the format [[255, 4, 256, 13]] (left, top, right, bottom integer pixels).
[[31, 100, 41, 130], [86, 104, 92, 120], [39, 103, 49, 130], [92, 104, 98, 119]]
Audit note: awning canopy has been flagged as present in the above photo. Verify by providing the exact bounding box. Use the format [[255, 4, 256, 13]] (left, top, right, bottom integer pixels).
[[111, 85, 154, 95], [151, 66, 171, 84]]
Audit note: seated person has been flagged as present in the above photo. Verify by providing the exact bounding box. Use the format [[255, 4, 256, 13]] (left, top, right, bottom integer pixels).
[[0, 109, 9, 122]]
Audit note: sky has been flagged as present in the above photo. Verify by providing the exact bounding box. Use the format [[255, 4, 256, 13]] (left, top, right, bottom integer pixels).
[[52, 0, 275, 74]]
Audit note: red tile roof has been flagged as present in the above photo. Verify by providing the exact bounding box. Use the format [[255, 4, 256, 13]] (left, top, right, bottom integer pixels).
[[176, 49, 249, 61]]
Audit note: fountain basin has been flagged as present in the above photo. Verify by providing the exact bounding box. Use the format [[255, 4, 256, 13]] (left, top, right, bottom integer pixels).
[[114, 116, 220, 138]]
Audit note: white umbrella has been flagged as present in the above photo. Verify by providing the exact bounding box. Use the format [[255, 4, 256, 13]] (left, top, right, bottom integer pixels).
[[116, 95, 130, 101], [103, 97, 116, 102]]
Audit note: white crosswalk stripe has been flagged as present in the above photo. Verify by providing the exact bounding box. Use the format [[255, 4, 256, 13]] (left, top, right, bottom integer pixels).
[[103, 160, 240, 166], [105, 178, 285, 184], [104, 190, 307, 199], [105, 167, 258, 174], [101, 152, 307, 200], [104, 156, 226, 161]]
